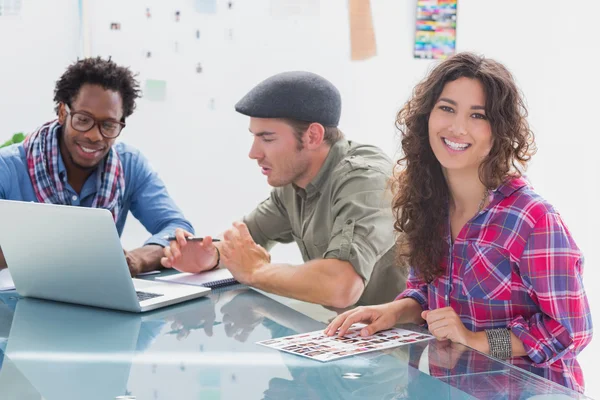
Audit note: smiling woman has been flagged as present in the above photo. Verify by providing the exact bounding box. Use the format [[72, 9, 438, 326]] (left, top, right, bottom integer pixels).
[[428, 77, 493, 173], [389, 53, 591, 392], [394, 52, 535, 281], [326, 52, 592, 393]]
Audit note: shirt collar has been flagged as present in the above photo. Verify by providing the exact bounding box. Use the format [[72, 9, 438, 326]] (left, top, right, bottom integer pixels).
[[493, 175, 529, 199], [445, 176, 530, 241], [57, 145, 68, 183], [295, 140, 349, 198]]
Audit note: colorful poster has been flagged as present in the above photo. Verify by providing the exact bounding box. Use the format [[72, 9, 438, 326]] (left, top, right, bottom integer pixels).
[[257, 324, 433, 362], [414, 0, 457, 60]]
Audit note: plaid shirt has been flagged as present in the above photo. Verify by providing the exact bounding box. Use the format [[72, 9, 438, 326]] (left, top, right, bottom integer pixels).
[[24, 120, 124, 222], [398, 177, 593, 393]]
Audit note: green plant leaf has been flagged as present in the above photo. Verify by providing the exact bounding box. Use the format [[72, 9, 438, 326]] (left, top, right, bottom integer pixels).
[[0, 132, 25, 148]]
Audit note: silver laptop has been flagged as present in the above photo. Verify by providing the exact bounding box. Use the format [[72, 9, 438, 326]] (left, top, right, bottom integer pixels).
[[0, 200, 210, 312]]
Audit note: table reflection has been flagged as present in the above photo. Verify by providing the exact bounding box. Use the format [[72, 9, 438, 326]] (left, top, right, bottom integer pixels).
[[0, 286, 590, 400]]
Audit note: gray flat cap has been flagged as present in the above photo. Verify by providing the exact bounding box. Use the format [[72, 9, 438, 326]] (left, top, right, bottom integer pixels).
[[235, 71, 341, 127]]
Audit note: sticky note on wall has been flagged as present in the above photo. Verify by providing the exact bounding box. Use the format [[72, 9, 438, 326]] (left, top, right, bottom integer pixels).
[[144, 79, 167, 102], [195, 0, 217, 14]]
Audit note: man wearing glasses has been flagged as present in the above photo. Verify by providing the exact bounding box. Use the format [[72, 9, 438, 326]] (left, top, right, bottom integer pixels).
[[0, 57, 194, 276]]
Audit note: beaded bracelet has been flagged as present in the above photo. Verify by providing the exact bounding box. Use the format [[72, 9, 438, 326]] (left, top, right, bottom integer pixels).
[[485, 328, 512, 359]]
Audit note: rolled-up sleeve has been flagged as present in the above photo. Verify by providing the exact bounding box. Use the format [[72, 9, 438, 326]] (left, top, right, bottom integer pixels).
[[244, 190, 294, 251], [323, 168, 395, 284], [396, 267, 429, 310], [128, 152, 194, 248], [508, 212, 593, 366]]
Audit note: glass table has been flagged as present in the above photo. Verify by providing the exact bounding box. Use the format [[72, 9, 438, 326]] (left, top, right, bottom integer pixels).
[[0, 283, 592, 400]]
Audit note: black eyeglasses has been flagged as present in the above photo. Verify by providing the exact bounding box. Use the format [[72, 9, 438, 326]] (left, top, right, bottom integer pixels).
[[64, 104, 126, 139]]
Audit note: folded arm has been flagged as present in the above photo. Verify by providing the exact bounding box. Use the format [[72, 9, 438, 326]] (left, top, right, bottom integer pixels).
[[507, 213, 593, 366]]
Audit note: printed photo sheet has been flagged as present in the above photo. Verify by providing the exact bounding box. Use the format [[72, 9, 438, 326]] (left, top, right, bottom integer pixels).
[[257, 324, 433, 362]]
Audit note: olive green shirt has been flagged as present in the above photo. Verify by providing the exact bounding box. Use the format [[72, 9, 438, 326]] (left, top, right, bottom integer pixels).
[[244, 140, 407, 305]]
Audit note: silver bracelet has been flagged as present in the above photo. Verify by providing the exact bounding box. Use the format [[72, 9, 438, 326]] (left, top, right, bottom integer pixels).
[[485, 328, 512, 359]]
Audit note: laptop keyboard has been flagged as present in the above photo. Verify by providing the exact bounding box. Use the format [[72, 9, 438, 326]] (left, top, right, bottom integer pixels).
[[136, 291, 164, 302]]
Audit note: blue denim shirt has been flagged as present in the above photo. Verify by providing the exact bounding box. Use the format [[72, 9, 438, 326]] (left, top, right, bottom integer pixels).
[[0, 141, 194, 247]]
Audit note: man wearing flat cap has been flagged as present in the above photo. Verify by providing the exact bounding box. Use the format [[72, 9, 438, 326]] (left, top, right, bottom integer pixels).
[[162, 71, 407, 307]]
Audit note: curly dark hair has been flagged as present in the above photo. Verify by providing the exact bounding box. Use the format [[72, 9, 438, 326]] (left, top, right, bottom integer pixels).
[[53, 57, 141, 120], [392, 52, 536, 283]]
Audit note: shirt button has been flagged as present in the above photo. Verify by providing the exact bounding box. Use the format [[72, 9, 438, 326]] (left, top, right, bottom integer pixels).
[[72, 195, 78, 201], [346, 219, 353, 225]]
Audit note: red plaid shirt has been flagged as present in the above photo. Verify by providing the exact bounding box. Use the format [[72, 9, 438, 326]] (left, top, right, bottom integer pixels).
[[398, 177, 593, 393]]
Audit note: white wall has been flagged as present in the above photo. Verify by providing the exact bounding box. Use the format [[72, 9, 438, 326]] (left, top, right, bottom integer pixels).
[[1, 0, 599, 397], [0, 0, 81, 134]]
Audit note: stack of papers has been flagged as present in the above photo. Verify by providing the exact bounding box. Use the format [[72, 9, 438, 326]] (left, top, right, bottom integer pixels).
[[156, 268, 237, 289]]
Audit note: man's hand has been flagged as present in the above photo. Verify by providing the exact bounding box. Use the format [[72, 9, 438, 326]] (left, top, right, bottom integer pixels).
[[220, 222, 271, 285], [123, 248, 143, 277], [166, 297, 217, 340], [422, 307, 473, 346], [220, 290, 266, 342], [124, 245, 165, 277], [161, 228, 220, 274]]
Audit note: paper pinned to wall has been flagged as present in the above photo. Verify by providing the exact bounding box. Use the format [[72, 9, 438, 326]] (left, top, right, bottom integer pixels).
[[144, 79, 167, 102], [0, 0, 23, 17], [195, 0, 217, 14], [348, 0, 377, 61], [270, 0, 319, 17]]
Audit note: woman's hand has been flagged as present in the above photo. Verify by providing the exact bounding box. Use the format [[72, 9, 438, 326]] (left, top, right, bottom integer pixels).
[[422, 307, 473, 346], [324, 302, 401, 337]]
